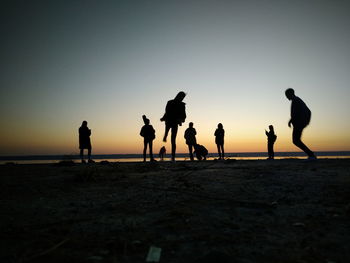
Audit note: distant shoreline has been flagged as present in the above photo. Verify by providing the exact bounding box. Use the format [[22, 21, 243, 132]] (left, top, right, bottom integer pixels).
[[1, 151, 349, 164], [0, 151, 349, 160], [1, 157, 350, 165]]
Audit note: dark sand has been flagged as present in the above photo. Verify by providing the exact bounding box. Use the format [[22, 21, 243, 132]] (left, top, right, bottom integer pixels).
[[1, 159, 350, 263]]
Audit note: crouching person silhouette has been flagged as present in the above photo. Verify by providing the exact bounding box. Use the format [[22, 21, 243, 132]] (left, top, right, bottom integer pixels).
[[140, 115, 156, 162], [285, 88, 316, 160], [194, 144, 208, 161], [79, 121, 93, 163], [159, 146, 166, 161]]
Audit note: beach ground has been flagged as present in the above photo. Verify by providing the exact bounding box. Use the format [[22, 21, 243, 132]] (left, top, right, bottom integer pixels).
[[1, 159, 350, 263]]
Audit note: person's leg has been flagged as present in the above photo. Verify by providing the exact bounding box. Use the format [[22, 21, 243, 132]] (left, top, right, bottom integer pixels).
[[86, 148, 94, 163], [217, 144, 221, 159], [292, 126, 315, 157], [80, 149, 84, 163], [268, 142, 273, 159], [88, 148, 91, 160], [143, 140, 147, 162], [149, 141, 154, 161], [171, 125, 178, 161], [163, 124, 170, 142], [188, 144, 194, 161], [221, 144, 225, 158]]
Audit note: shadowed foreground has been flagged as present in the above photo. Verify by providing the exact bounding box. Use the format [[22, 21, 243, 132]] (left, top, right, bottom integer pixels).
[[1, 159, 350, 263]]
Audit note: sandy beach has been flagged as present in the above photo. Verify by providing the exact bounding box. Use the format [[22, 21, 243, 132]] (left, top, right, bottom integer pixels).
[[1, 159, 350, 263]]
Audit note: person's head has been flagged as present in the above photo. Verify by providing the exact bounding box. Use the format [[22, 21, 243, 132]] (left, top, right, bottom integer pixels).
[[174, 91, 186, 102], [82, 121, 87, 127], [269, 125, 274, 131], [142, 115, 150, 125], [218, 123, 223, 129], [285, 88, 295, 100], [189, 122, 193, 128]]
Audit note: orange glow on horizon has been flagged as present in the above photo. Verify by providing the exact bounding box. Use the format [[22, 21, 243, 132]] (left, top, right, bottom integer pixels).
[[1, 124, 350, 155]]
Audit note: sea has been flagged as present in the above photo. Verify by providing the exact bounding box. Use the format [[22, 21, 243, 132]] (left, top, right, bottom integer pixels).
[[0, 151, 349, 164]]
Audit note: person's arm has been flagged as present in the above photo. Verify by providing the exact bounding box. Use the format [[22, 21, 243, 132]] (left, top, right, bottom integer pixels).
[[161, 101, 170, 121], [289, 99, 297, 127], [151, 126, 156, 139], [180, 103, 186, 123], [290, 97, 304, 126], [140, 127, 144, 137]]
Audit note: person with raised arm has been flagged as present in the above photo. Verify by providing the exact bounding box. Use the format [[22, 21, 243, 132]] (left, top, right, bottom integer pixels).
[[265, 125, 277, 160]]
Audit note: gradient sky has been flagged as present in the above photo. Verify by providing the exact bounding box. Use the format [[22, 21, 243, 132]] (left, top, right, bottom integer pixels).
[[1, 0, 350, 155]]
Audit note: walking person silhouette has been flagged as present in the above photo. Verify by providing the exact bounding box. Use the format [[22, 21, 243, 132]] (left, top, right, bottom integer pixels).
[[285, 88, 317, 160], [184, 122, 197, 161], [79, 121, 93, 163], [140, 115, 156, 162], [214, 123, 225, 160], [160, 91, 186, 161], [265, 125, 277, 160]]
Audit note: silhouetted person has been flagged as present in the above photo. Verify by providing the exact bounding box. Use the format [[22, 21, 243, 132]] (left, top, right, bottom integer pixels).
[[159, 146, 166, 161], [214, 123, 225, 159], [160, 91, 186, 161], [140, 115, 156, 162], [265, 125, 277, 160], [285, 88, 316, 159], [79, 121, 92, 163], [194, 144, 208, 161], [184, 122, 197, 161]]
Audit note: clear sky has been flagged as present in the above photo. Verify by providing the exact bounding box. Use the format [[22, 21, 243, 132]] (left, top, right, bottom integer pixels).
[[1, 0, 350, 155]]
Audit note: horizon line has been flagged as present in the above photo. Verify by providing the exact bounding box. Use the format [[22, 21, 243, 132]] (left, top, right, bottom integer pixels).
[[1, 151, 350, 160]]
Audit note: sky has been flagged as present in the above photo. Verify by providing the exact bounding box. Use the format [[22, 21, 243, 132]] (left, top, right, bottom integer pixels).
[[1, 0, 350, 155]]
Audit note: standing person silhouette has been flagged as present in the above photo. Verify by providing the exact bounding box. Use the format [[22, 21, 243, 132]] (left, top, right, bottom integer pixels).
[[160, 91, 186, 161], [265, 125, 277, 160], [285, 88, 317, 160], [140, 115, 156, 162], [79, 121, 93, 163], [184, 122, 197, 161], [214, 123, 225, 160]]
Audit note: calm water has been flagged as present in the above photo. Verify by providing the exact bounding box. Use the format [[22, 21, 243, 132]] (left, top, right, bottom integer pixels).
[[1, 152, 349, 164]]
